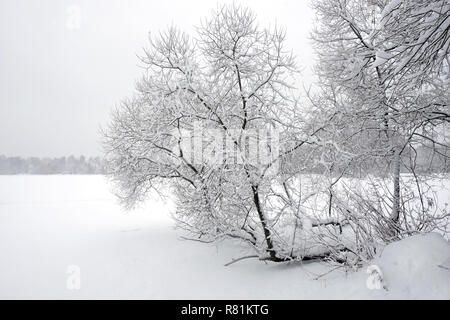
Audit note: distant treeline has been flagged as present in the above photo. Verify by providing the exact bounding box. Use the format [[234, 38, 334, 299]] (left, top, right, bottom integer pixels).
[[0, 155, 105, 175]]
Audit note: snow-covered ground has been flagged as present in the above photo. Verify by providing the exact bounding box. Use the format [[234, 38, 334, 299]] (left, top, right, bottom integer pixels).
[[0, 175, 449, 299]]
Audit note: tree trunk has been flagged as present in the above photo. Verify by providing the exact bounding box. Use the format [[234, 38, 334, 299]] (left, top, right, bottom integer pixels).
[[251, 185, 277, 260], [391, 147, 401, 234]]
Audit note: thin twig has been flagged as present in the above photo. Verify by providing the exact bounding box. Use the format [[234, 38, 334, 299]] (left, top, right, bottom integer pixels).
[[224, 255, 259, 266], [313, 265, 344, 280], [438, 264, 450, 271]]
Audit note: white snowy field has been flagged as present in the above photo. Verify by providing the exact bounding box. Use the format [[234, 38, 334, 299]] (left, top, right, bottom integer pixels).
[[0, 175, 449, 299]]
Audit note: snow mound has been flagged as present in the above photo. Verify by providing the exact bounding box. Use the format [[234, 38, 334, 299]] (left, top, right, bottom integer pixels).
[[373, 233, 450, 299]]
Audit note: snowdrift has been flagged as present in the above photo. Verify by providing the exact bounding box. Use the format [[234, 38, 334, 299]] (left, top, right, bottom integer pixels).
[[370, 233, 450, 299]]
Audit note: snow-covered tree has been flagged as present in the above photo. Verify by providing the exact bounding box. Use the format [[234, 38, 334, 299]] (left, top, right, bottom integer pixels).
[[310, 0, 449, 256], [104, 1, 449, 266], [103, 5, 333, 261]]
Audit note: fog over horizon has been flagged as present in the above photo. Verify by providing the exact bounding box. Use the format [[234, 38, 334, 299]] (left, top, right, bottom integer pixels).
[[0, 0, 315, 158]]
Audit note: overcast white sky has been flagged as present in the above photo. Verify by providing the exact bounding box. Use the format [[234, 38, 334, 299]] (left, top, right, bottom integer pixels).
[[0, 0, 316, 157]]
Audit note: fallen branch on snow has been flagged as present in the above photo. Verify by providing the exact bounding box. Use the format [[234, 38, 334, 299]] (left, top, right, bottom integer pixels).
[[224, 247, 353, 266]]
